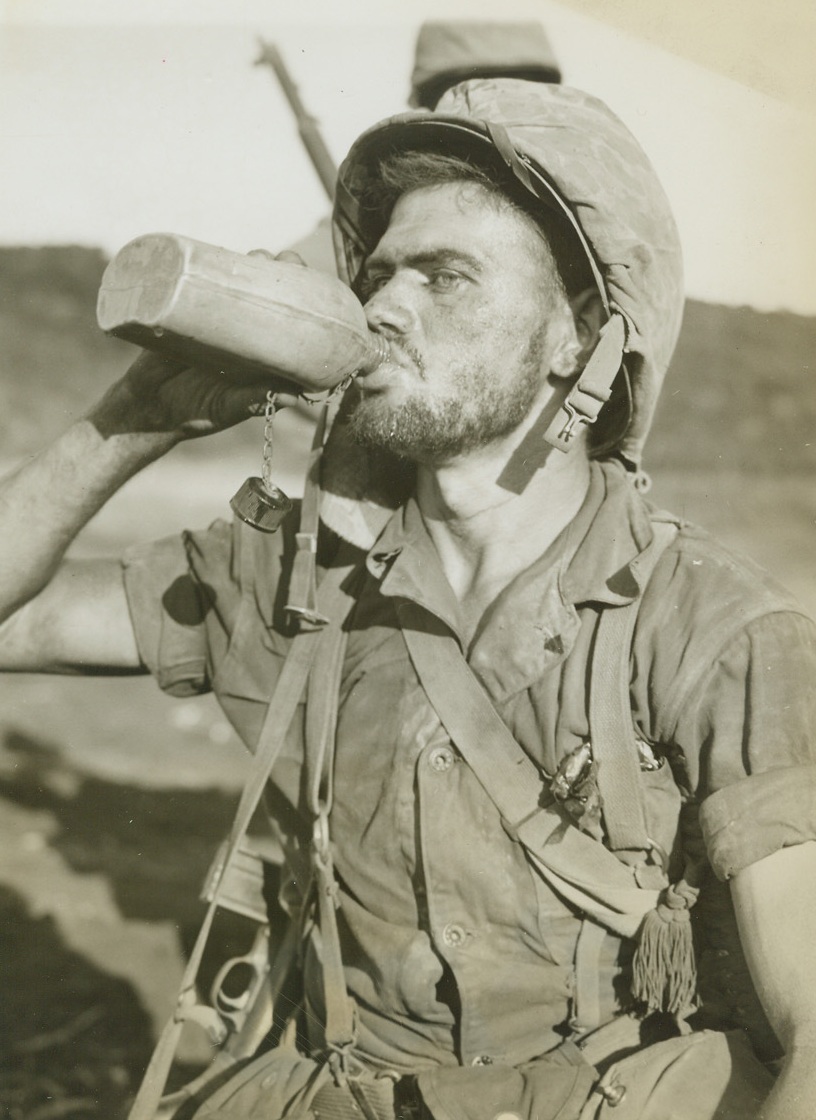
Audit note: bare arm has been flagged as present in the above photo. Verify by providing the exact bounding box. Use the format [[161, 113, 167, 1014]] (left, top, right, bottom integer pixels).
[[731, 841, 816, 1120], [0, 559, 143, 671], [0, 349, 278, 671]]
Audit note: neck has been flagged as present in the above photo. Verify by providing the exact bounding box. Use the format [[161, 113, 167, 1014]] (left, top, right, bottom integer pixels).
[[416, 428, 591, 617]]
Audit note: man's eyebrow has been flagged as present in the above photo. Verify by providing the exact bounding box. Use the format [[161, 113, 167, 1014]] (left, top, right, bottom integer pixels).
[[362, 248, 484, 276]]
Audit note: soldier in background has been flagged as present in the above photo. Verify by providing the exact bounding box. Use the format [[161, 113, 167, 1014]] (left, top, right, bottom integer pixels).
[[288, 20, 562, 274]]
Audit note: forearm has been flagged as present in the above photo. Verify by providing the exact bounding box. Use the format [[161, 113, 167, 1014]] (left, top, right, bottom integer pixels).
[[0, 408, 180, 624], [0, 336, 278, 626], [759, 1048, 816, 1120], [731, 841, 816, 1120]]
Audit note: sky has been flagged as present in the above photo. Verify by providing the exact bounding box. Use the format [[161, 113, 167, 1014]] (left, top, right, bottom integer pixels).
[[1, 0, 814, 314]]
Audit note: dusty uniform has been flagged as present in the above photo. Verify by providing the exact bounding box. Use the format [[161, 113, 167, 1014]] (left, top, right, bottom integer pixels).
[[124, 79, 815, 1119], [122, 458, 816, 1110]]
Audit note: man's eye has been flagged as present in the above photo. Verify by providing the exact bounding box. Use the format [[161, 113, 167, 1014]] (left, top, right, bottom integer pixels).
[[429, 269, 464, 292], [360, 274, 389, 299]]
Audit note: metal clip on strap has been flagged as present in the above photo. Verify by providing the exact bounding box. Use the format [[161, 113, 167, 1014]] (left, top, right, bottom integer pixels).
[[288, 531, 329, 628], [545, 314, 626, 453], [287, 404, 330, 628]]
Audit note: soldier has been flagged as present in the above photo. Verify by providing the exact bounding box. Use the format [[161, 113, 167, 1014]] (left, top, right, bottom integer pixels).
[[1, 79, 814, 1120]]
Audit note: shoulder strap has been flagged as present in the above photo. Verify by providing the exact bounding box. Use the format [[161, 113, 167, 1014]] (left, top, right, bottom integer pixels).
[[128, 557, 357, 1120], [589, 519, 678, 851], [303, 613, 358, 1072], [395, 603, 659, 939]]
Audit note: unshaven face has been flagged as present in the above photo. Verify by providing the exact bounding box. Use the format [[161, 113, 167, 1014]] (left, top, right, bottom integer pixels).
[[347, 181, 567, 464]]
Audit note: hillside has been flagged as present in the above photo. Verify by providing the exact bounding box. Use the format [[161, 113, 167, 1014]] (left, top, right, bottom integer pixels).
[[1, 245, 814, 474], [653, 299, 816, 475]]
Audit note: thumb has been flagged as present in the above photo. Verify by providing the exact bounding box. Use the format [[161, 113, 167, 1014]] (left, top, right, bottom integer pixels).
[[275, 249, 307, 267], [247, 248, 307, 268]]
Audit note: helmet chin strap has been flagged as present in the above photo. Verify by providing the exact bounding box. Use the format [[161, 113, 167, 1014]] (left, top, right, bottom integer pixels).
[[481, 121, 625, 456], [544, 313, 626, 454]]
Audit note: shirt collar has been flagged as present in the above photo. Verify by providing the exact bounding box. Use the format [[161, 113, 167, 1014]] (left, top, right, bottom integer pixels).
[[559, 458, 655, 607], [364, 458, 657, 701], [368, 497, 463, 638]]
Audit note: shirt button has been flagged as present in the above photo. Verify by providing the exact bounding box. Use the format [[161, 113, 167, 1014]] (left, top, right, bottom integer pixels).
[[441, 922, 466, 947], [429, 746, 454, 772], [471, 1054, 493, 1066]]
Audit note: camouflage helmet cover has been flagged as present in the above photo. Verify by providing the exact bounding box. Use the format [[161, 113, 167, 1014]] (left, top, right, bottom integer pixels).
[[322, 78, 685, 546], [323, 80, 685, 545]]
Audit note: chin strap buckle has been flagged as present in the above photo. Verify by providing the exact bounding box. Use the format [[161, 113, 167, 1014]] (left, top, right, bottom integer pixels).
[[555, 401, 585, 446], [545, 313, 626, 454]]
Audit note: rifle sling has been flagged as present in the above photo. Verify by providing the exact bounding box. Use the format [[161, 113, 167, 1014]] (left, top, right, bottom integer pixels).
[[128, 557, 357, 1120]]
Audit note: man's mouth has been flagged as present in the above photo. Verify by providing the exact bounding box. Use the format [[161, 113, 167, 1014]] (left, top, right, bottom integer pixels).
[[355, 340, 421, 391]]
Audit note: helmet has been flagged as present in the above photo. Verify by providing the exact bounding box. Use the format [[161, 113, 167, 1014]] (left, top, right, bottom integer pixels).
[[322, 80, 685, 547], [409, 21, 561, 109]]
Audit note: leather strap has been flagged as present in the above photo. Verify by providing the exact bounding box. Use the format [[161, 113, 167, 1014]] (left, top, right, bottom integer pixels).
[[286, 404, 330, 627], [305, 612, 358, 1068], [589, 520, 678, 851], [544, 315, 625, 454], [571, 919, 608, 1033], [128, 558, 357, 1120], [396, 603, 659, 939]]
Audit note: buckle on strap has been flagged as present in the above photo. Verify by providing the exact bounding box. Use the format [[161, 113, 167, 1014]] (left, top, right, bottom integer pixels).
[[312, 809, 331, 863], [555, 400, 587, 447], [286, 532, 329, 629], [545, 314, 626, 454]]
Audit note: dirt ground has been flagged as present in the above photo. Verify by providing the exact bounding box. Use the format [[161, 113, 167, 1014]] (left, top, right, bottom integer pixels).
[[0, 458, 813, 1119]]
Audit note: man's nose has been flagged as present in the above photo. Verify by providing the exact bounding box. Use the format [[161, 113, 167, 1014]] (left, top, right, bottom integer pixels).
[[364, 276, 418, 336]]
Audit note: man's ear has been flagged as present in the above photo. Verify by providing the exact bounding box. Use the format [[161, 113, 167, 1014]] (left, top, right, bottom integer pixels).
[[571, 287, 606, 367], [548, 287, 605, 381]]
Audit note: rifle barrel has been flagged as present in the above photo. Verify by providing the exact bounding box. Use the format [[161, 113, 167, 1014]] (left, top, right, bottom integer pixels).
[[256, 39, 337, 202]]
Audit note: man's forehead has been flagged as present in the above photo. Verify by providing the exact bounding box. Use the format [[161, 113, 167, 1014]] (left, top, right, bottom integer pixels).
[[388, 179, 506, 224], [369, 180, 536, 260]]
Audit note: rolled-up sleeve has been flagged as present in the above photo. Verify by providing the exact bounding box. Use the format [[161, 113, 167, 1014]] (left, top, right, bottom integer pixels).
[[121, 518, 238, 697], [700, 764, 816, 880], [673, 611, 816, 880]]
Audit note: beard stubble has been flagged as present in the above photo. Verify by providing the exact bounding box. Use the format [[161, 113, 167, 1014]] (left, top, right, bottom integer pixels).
[[346, 323, 549, 465]]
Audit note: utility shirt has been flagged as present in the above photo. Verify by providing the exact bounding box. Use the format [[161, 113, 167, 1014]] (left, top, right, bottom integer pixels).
[[122, 459, 816, 1073]]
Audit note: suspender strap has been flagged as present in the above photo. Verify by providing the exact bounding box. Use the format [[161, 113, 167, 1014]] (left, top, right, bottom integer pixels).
[[395, 603, 659, 940], [544, 316, 625, 453], [305, 613, 358, 1069], [128, 558, 356, 1120], [571, 919, 608, 1033], [589, 520, 678, 851]]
